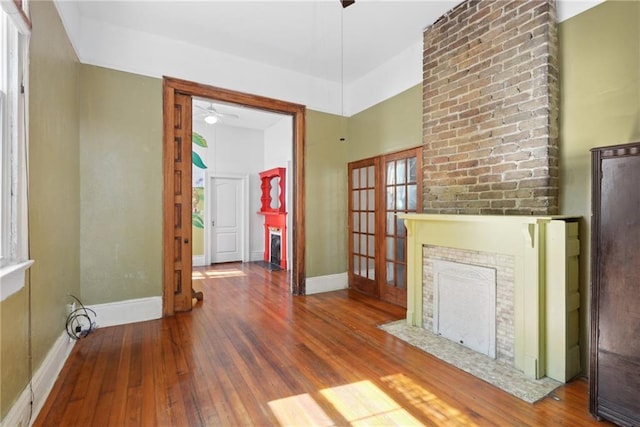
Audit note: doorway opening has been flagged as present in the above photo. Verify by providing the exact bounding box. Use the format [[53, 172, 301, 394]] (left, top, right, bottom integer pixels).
[[162, 77, 306, 316], [192, 99, 293, 270]]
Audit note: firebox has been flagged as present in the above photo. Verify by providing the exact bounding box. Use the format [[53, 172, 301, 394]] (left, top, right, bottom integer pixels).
[[270, 229, 282, 266]]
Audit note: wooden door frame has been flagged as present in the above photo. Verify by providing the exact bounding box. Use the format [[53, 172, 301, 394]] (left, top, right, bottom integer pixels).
[[163, 77, 306, 316]]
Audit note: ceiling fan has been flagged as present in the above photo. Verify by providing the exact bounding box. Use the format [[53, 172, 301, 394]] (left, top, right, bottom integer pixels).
[[195, 103, 239, 124]]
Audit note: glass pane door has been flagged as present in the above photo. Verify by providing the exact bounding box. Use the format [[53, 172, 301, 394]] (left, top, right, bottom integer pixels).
[[381, 148, 422, 307], [348, 158, 379, 297]]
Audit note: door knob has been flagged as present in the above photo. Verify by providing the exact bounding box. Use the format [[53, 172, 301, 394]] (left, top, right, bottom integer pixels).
[[184, 238, 189, 244]]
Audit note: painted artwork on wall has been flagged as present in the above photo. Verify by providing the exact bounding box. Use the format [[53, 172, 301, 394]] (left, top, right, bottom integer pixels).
[[192, 131, 208, 256], [192, 131, 207, 190]]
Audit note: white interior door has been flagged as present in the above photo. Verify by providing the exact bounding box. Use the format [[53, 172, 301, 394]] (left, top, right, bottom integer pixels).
[[211, 177, 243, 263]]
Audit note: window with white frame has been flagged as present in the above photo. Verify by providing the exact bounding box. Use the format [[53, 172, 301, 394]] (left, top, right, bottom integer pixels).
[[0, 1, 32, 301]]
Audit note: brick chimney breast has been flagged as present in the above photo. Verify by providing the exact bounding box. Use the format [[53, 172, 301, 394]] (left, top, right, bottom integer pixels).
[[422, 0, 559, 215]]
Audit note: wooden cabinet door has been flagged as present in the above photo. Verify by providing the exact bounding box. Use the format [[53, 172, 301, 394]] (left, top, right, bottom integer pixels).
[[590, 142, 640, 426]]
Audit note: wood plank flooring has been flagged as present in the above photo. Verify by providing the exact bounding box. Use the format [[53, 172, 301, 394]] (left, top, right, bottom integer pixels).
[[35, 262, 609, 426]]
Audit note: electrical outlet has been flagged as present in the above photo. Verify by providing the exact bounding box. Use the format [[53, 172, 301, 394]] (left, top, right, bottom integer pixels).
[[66, 302, 76, 316]]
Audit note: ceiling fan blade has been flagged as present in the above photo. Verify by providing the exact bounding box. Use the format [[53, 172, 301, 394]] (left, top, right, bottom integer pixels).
[[341, 0, 355, 8], [195, 102, 240, 121]]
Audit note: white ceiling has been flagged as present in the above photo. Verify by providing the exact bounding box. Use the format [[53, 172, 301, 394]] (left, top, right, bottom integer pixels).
[[67, 0, 603, 84], [72, 0, 462, 84], [57, 0, 605, 122], [193, 97, 287, 130]]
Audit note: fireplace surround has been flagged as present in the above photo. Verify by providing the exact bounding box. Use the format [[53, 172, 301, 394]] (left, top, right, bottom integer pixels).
[[258, 167, 287, 269], [399, 213, 580, 383]]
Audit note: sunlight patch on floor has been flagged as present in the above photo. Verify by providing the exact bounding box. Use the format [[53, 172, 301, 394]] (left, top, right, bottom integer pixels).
[[381, 373, 477, 426], [320, 380, 424, 426], [206, 269, 247, 278], [192, 269, 247, 279], [268, 393, 334, 427], [268, 377, 476, 426], [268, 381, 424, 426]]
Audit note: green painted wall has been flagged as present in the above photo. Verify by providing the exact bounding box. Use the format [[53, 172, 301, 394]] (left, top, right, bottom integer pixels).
[[347, 85, 423, 161], [73, 68, 421, 292], [559, 0, 640, 373], [305, 86, 422, 277], [305, 110, 348, 277], [75, 65, 353, 290], [1, 0, 80, 418], [0, 287, 29, 420], [79, 65, 163, 304]]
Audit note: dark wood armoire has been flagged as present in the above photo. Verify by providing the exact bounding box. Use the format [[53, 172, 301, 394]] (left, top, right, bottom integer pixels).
[[590, 142, 640, 426]]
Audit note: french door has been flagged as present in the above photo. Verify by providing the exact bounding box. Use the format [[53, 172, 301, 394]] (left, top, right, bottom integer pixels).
[[348, 158, 379, 296], [381, 149, 422, 307], [348, 147, 422, 307]]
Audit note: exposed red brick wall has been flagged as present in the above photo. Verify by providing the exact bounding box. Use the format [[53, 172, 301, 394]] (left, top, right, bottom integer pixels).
[[422, 0, 559, 214]]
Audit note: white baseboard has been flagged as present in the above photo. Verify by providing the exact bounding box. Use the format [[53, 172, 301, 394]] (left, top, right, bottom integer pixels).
[[306, 272, 348, 295], [192, 255, 206, 267], [250, 250, 264, 262], [1, 332, 75, 427], [87, 296, 162, 328]]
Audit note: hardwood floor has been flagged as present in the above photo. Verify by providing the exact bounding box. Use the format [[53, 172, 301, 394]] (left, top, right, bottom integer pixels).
[[36, 262, 608, 426]]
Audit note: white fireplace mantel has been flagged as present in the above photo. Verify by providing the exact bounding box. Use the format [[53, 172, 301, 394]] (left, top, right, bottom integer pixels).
[[399, 214, 581, 382]]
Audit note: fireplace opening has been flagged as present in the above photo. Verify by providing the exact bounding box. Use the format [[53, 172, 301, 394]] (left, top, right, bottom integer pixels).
[[270, 231, 281, 266], [432, 260, 497, 359], [424, 245, 514, 364]]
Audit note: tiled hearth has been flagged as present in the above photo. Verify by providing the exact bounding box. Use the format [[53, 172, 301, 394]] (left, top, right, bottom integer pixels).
[[379, 320, 561, 403]]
